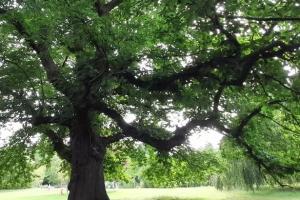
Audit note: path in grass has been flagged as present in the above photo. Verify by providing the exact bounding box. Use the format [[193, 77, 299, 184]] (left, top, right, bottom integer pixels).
[[1, 187, 300, 200]]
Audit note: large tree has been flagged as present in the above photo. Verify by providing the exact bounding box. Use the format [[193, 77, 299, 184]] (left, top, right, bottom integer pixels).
[[0, 0, 300, 199]]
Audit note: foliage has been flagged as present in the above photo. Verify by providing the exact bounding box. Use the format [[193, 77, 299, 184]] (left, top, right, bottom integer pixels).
[[0, 143, 34, 189], [213, 158, 265, 191], [40, 155, 69, 186], [104, 141, 136, 182], [211, 139, 265, 190]]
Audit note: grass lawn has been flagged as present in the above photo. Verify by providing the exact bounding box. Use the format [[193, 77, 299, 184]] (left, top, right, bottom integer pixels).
[[0, 187, 300, 200]]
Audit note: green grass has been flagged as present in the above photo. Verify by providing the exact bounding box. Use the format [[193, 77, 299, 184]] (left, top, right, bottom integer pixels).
[[0, 187, 300, 200]]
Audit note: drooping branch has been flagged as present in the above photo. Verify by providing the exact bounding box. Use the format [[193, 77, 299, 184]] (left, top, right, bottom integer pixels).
[[236, 137, 298, 187], [94, 0, 123, 16], [226, 100, 300, 184], [5, 86, 72, 129], [253, 73, 270, 97], [259, 113, 300, 135], [223, 97, 300, 183], [233, 100, 283, 138], [276, 103, 300, 127], [253, 42, 300, 59], [263, 23, 277, 37], [91, 101, 215, 150]]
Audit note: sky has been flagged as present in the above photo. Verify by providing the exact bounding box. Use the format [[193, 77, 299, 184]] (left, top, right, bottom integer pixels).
[[189, 129, 223, 150], [0, 122, 22, 147]]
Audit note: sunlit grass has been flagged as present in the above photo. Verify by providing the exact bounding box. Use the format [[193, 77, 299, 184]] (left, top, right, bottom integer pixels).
[[1, 187, 300, 200]]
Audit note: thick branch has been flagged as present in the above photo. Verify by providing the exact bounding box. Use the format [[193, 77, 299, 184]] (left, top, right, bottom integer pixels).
[[92, 102, 214, 150], [32, 115, 72, 127], [121, 40, 299, 92], [119, 56, 228, 92], [8, 17, 71, 97], [224, 41, 300, 86], [101, 132, 126, 145], [43, 128, 71, 162]]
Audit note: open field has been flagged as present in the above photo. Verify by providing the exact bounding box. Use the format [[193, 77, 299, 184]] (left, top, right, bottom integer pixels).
[[1, 187, 300, 200]]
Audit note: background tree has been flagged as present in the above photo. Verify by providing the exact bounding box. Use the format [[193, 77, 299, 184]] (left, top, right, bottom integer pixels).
[[0, 0, 300, 200], [41, 155, 69, 186], [140, 146, 222, 188], [213, 138, 265, 191]]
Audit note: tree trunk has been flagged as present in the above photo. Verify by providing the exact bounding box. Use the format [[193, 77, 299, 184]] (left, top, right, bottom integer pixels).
[[68, 110, 109, 200]]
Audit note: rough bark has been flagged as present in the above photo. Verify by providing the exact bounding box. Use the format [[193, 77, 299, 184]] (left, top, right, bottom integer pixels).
[[68, 110, 109, 200]]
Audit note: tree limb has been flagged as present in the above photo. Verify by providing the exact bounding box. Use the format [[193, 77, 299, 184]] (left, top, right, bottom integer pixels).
[[7, 17, 71, 98], [101, 132, 126, 145], [236, 137, 298, 185], [120, 40, 299, 92], [43, 128, 71, 163], [32, 115, 72, 128], [224, 41, 300, 86], [118, 56, 228, 92], [91, 101, 215, 150]]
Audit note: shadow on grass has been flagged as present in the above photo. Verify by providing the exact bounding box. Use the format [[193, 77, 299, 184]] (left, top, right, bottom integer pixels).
[[276, 187, 300, 192], [152, 197, 204, 200], [252, 187, 300, 195]]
